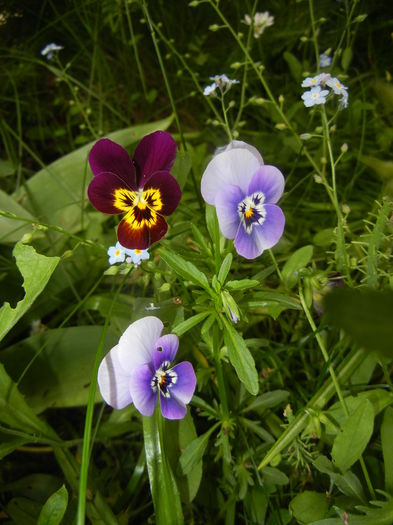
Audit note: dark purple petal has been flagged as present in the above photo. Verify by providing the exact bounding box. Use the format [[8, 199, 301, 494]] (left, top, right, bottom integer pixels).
[[143, 171, 182, 215], [97, 345, 133, 409], [247, 166, 285, 204], [214, 184, 244, 239], [152, 334, 179, 370], [160, 395, 187, 420], [117, 211, 168, 250], [169, 361, 196, 404], [234, 204, 285, 259], [133, 131, 177, 187], [129, 364, 157, 416], [88, 172, 129, 214], [89, 138, 137, 189]]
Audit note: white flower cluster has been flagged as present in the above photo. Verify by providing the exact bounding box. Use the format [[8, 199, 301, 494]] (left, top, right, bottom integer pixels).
[[41, 43, 63, 60], [107, 242, 149, 266], [203, 74, 239, 96], [243, 11, 274, 39], [301, 73, 348, 109]]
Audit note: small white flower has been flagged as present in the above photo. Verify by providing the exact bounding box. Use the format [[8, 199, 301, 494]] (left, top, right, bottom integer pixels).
[[203, 74, 239, 96], [125, 248, 150, 266], [107, 242, 127, 265], [326, 76, 348, 95], [301, 73, 330, 88], [301, 86, 329, 107], [320, 53, 332, 68], [244, 11, 274, 38], [41, 43, 63, 60]]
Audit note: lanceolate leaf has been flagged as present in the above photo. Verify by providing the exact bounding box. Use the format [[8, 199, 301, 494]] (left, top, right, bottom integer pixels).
[[37, 485, 68, 525], [159, 248, 210, 291], [0, 242, 59, 343]]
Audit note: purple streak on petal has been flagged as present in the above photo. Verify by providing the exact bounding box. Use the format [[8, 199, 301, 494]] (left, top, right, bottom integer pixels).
[[170, 361, 196, 404], [160, 395, 187, 420], [97, 345, 133, 409], [234, 224, 263, 260], [247, 166, 285, 204], [143, 171, 182, 215], [201, 147, 262, 205], [133, 131, 177, 187], [88, 172, 127, 214], [89, 139, 137, 189], [118, 316, 163, 373], [253, 204, 285, 249], [129, 364, 157, 416], [214, 184, 243, 239], [152, 334, 179, 370]]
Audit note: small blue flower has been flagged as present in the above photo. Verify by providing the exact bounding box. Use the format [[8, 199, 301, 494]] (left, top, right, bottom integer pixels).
[[203, 83, 217, 96], [107, 242, 127, 265], [301, 86, 329, 107], [203, 74, 239, 96], [320, 53, 332, 68], [41, 43, 63, 60], [126, 248, 150, 266]]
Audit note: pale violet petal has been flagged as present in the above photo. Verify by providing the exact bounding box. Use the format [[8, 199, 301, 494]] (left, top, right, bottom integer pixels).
[[129, 364, 157, 416], [97, 345, 133, 409], [118, 316, 163, 373]]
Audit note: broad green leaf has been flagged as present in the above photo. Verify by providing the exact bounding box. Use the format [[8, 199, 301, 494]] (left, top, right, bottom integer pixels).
[[311, 497, 393, 525], [12, 117, 173, 232], [37, 485, 68, 525], [290, 491, 329, 524], [324, 288, 393, 357], [172, 311, 210, 337], [217, 253, 232, 285], [381, 407, 393, 494], [159, 248, 210, 290], [180, 423, 219, 475], [282, 245, 313, 288], [0, 189, 35, 243], [0, 243, 59, 343], [332, 398, 374, 472], [262, 467, 289, 486], [222, 317, 259, 395], [1, 326, 118, 413], [313, 456, 365, 502], [143, 412, 184, 525]]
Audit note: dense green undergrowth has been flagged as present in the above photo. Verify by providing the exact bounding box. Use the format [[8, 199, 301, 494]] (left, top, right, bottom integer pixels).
[[1, 0, 393, 523]]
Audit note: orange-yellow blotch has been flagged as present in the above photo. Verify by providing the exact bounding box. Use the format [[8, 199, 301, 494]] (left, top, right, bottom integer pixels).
[[245, 208, 254, 219]]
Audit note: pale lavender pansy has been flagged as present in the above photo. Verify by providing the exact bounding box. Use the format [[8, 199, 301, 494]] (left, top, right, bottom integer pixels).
[[201, 141, 285, 259], [97, 317, 196, 420]]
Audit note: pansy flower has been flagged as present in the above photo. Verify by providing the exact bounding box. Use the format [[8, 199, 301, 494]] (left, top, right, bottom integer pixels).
[[88, 131, 181, 250], [98, 317, 196, 420], [201, 141, 285, 259]]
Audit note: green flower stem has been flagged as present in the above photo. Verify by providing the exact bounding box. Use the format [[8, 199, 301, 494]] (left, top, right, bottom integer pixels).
[[141, 0, 185, 150], [76, 267, 132, 525], [268, 249, 283, 282], [124, 0, 148, 100], [258, 347, 366, 470], [220, 94, 233, 142], [298, 283, 376, 499], [308, 0, 320, 72]]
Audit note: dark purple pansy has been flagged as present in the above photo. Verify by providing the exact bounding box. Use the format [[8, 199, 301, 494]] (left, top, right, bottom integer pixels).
[[201, 141, 285, 259], [97, 317, 197, 420], [87, 131, 181, 250]]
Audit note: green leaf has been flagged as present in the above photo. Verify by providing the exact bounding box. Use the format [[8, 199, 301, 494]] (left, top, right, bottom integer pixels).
[[222, 317, 259, 395], [0, 190, 35, 243], [12, 117, 173, 232], [313, 456, 366, 502], [242, 390, 290, 413], [311, 497, 393, 525], [37, 485, 68, 525], [172, 311, 210, 337], [171, 149, 192, 190], [283, 51, 302, 81], [205, 204, 220, 252], [180, 423, 219, 475], [381, 407, 393, 494], [324, 288, 393, 357], [262, 466, 289, 486], [0, 243, 59, 343], [7, 497, 40, 525], [332, 398, 374, 472], [341, 47, 353, 71], [143, 412, 184, 525], [282, 245, 313, 288], [217, 253, 232, 285], [290, 491, 329, 524], [226, 279, 260, 291], [159, 248, 210, 290], [1, 326, 118, 413]]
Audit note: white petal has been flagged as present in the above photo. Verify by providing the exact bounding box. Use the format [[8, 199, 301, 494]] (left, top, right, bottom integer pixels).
[[201, 147, 262, 204], [97, 345, 133, 409], [117, 316, 163, 373]]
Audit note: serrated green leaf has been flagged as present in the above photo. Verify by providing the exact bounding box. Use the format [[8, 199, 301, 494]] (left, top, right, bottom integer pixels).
[[0, 243, 59, 343], [159, 248, 210, 290], [222, 317, 259, 395], [282, 245, 313, 288], [37, 485, 68, 525], [332, 398, 374, 472]]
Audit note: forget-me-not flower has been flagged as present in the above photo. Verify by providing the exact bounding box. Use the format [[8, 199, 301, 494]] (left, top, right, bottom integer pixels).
[[301, 86, 329, 107], [126, 248, 150, 266], [41, 43, 63, 60], [203, 74, 239, 96], [243, 12, 274, 38], [320, 53, 332, 68]]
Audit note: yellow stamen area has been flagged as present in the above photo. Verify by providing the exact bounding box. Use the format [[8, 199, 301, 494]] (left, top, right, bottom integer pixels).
[[135, 249, 142, 254], [245, 208, 254, 219], [115, 250, 121, 256]]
